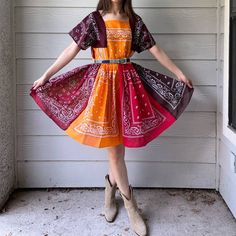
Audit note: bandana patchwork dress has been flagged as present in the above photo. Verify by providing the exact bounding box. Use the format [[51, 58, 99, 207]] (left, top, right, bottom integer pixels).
[[29, 11, 194, 148]]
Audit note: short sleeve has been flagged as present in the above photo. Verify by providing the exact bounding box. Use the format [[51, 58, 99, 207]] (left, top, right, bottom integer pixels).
[[68, 12, 98, 50], [134, 16, 156, 53]]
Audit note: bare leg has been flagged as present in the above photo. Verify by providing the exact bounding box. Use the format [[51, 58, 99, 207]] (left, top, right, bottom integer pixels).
[[107, 144, 131, 200], [108, 165, 116, 186]]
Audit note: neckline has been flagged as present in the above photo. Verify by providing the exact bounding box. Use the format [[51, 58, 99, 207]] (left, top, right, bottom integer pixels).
[[104, 19, 129, 22], [96, 10, 130, 23]]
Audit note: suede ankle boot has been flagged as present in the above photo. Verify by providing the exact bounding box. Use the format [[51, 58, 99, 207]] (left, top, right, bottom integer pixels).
[[104, 174, 118, 222], [119, 185, 147, 236]]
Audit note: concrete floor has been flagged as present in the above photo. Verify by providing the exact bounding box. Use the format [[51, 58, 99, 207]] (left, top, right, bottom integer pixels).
[[0, 188, 236, 236]]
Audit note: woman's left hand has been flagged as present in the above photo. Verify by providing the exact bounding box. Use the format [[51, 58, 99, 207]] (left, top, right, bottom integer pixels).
[[176, 73, 193, 89]]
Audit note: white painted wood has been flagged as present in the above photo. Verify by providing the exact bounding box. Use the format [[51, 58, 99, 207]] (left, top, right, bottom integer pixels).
[[14, 0, 217, 8], [219, 140, 236, 183], [17, 136, 216, 163], [17, 111, 216, 137], [219, 60, 224, 87], [220, 0, 225, 7], [14, 0, 218, 188], [16, 59, 217, 86], [218, 114, 223, 138], [220, 33, 225, 60], [218, 87, 223, 113], [220, 36, 225, 60], [215, 0, 223, 192], [15, 34, 217, 60], [220, 7, 225, 33], [17, 85, 217, 112], [219, 166, 236, 218], [15, 8, 217, 33], [219, 139, 236, 218], [216, 0, 224, 194], [17, 161, 216, 188], [220, 133, 236, 163]]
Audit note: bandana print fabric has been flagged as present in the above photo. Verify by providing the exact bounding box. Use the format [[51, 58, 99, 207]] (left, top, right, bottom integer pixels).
[[68, 12, 99, 50], [30, 15, 194, 148]]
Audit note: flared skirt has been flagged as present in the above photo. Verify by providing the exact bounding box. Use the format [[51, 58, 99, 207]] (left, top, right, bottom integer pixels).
[[29, 62, 194, 148]]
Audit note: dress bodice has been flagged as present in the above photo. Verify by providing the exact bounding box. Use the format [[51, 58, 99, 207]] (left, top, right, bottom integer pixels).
[[92, 19, 134, 60]]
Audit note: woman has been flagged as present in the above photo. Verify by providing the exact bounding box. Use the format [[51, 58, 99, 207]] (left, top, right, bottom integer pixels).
[[30, 0, 194, 235]]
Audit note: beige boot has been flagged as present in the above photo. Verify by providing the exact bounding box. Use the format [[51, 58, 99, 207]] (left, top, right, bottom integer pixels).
[[104, 174, 118, 222], [119, 185, 147, 236]]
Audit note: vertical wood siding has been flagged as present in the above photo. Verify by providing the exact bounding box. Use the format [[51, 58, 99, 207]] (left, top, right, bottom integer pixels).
[[15, 0, 218, 188]]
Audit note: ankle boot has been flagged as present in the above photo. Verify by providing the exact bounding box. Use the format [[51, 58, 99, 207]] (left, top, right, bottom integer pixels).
[[119, 185, 147, 236], [104, 174, 118, 222]]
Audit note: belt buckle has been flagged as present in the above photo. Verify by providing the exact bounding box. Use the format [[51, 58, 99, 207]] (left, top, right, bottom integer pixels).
[[120, 58, 126, 64]]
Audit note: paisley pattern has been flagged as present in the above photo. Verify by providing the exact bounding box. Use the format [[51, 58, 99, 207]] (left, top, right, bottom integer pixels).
[[132, 63, 194, 119], [117, 64, 176, 147], [132, 14, 156, 53], [106, 28, 132, 41], [68, 12, 100, 50], [29, 15, 194, 148], [30, 64, 100, 129], [67, 65, 120, 138]]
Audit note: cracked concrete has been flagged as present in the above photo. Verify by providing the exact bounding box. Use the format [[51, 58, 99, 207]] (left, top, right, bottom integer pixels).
[[0, 188, 236, 236]]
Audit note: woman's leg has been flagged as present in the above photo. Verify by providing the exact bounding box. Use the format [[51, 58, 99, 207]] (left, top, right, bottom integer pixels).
[[106, 144, 131, 200], [107, 144, 147, 235], [108, 164, 116, 185]]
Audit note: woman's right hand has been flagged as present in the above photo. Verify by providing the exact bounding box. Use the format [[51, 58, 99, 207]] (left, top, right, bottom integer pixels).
[[31, 75, 50, 90]]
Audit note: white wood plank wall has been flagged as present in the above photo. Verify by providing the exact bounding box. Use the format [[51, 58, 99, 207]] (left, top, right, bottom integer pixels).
[[14, 0, 218, 188], [217, 0, 225, 151]]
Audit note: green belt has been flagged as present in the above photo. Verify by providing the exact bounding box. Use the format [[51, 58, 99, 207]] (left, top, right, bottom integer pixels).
[[93, 58, 131, 64]]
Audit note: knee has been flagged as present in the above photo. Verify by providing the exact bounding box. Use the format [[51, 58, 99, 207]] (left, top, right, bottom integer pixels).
[[107, 144, 125, 161]]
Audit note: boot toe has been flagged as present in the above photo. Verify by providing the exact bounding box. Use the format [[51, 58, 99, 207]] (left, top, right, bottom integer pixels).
[[131, 213, 147, 236], [104, 204, 118, 222], [133, 221, 147, 236]]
